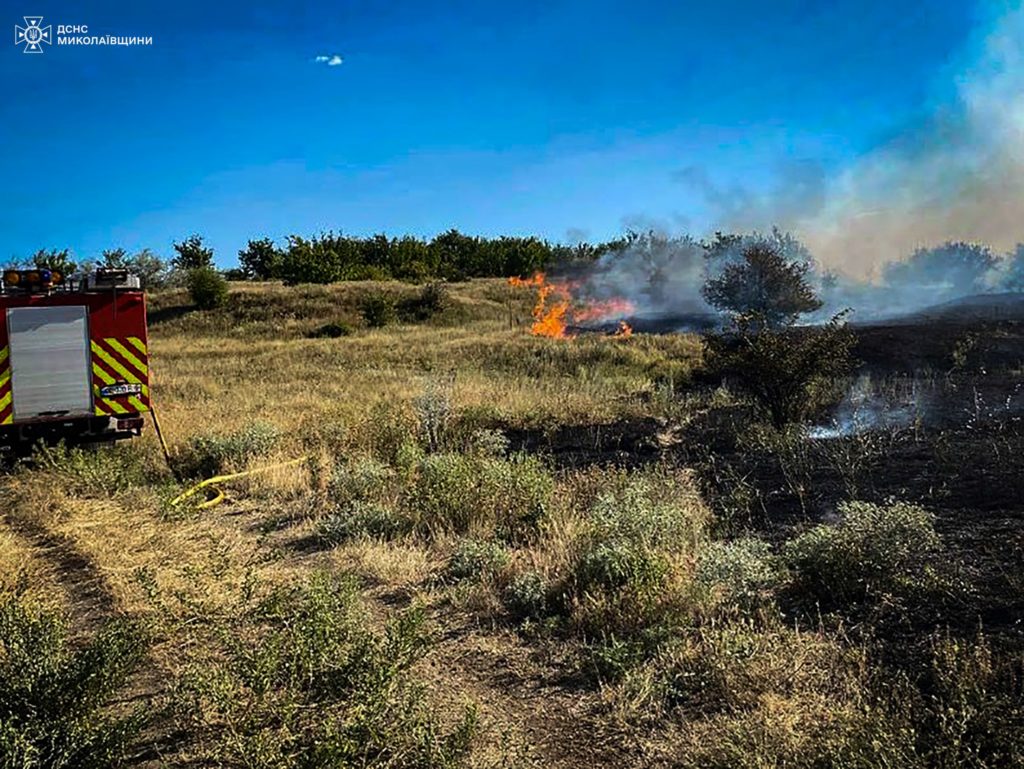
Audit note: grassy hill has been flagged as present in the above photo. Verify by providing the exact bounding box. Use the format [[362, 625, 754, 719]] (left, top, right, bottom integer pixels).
[[1, 279, 1022, 768]]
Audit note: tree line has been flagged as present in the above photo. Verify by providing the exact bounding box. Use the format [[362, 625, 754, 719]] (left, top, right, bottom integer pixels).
[[10, 229, 1024, 295]]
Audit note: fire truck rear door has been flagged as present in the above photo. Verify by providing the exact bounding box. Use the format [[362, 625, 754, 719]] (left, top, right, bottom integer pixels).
[[7, 306, 93, 419]]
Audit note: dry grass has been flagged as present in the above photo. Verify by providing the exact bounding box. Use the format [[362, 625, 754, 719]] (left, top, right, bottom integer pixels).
[[146, 279, 702, 450], [2, 279, 1020, 768]]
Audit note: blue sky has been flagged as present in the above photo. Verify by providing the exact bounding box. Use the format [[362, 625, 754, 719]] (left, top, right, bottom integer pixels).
[[1, 1, 986, 266]]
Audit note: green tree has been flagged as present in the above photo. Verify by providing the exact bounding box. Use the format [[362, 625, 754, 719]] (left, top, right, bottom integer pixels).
[[389, 236, 435, 281], [358, 234, 393, 274], [702, 240, 822, 329], [30, 248, 77, 276], [100, 248, 167, 288], [237, 237, 281, 280], [487, 236, 553, 277], [429, 229, 482, 280], [172, 235, 214, 271], [277, 235, 343, 285], [126, 249, 169, 289], [101, 247, 129, 268]]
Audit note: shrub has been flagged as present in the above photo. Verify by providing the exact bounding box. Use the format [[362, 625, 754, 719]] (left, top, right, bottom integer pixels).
[[577, 535, 669, 594], [672, 692, 914, 769], [415, 377, 454, 453], [360, 293, 397, 328], [328, 456, 393, 506], [667, 630, 1024, 769], [318, 501, 409, 544], [0, 588, 149, 769], [187, 266, 228, 310], [354, 401, 420, 465], [784, 500, 942, 607], [447, 538, 509, 581], [695, 537, 785, 612], [622, 618, 860, 719], [176, 575, 476, 768], [399, 281, 450, 321], [467, 428, 510, 458], [407, 453, 552, 540], [177, 421, 281, 478], [915, 632, 1024, 768], [308, 321, 353, 338], [565, 476, 708, 647], [504, 571, 549, 619], [704, 311, 856, 426], [575, 478, 703, 594]]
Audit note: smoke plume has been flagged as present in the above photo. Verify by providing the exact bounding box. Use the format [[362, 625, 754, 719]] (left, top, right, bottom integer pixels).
[[561, 5, 1024, 326], [798, 4, 1024, 278]]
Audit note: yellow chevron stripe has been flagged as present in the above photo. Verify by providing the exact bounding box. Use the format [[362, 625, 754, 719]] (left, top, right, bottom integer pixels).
[[92, 362, 116, 385], [92, 345, 150, 398], [127, 336, 147, 355], [93, 391, 146, 415], [0, 371, 9, 391], [1, 413, 11, 425], [101, 398, 129, 414], [0, 391, 10, 413], [92, 341, 140, 384], [0, 346, 7, 365], [104, 338, 148, 378]]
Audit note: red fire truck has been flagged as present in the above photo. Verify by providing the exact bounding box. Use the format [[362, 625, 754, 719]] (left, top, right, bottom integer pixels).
[[0, 267, 150, 450]]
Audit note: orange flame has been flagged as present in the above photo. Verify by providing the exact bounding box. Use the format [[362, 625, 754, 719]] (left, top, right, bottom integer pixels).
[[508, 273, 635, 339], [508, 272, 546, 288], [573, 297, 636, 322]]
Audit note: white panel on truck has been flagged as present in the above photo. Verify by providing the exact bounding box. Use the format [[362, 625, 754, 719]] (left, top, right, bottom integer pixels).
[[8, 306, 93, 419]]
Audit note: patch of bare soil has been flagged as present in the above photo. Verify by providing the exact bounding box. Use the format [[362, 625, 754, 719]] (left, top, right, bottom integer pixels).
[[418, 611, 641, 769]]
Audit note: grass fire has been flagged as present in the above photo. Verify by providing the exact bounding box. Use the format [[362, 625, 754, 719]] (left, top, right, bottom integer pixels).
[[509, 272, 635, 338]]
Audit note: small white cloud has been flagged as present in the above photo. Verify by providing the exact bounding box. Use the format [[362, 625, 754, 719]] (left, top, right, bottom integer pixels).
[[314, 54, 344, 66]]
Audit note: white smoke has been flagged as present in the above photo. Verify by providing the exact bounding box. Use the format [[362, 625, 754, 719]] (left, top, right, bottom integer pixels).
[[807, 375, 925, 439], [559, 6, 1024, 325], [801, 3, 1024, 278]]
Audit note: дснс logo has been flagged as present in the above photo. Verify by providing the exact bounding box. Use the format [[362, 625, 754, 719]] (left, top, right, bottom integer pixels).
[[14, 16, 51, 53]]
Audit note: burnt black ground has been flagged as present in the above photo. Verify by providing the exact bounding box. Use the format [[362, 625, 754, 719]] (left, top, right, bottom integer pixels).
[[506, 312, 1024, 645]]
